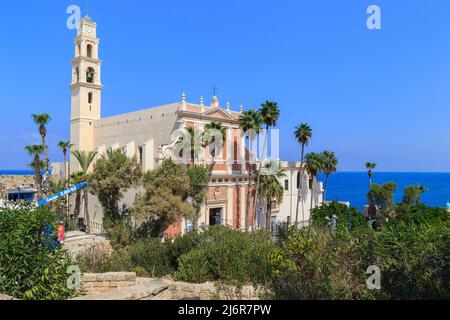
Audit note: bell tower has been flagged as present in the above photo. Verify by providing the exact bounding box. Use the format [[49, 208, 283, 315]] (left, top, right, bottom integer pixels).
[[70, 15, 102, 170]]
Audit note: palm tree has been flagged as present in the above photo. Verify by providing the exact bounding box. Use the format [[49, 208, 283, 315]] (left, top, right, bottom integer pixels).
[[321, 151, 338, 201], [239, 109, 263, 230], [294, 123, 312, 226], [32, 114, 51, 179], [253, 101, 280, 227], [304, 152, 323, 221], [25, 145, 44, 198], [402, 184, 428, 206], [57, 141, 73, 181], [257, 161, 285, 231], [57, 141, 73, 220], [417, 185, 427, 203], [70, 171, 84, 223], [72, 150, 98, 234], [365, 162, 377, 186]]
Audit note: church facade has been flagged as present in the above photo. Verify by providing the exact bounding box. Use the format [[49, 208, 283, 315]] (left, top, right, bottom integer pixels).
[[55, 16, 323, 235]]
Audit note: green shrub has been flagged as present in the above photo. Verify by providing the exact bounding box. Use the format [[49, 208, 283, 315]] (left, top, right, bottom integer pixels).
[[99, 250, 133, 273], [104, 217, 134, 249], [311, 201, 368, 231], [76, 243, 133, 274], [0, 206, 75, 300], [175, 226, 275, 286], [266, 226, 376, 300], [132, 266, 149, 277], [128, 239, 172, 277], [167, 231, 202, 270], [65, 218, 78, 232], [76, 243, 112, 273], [266, 204, 450, 300], [372, 205, 450, 299]]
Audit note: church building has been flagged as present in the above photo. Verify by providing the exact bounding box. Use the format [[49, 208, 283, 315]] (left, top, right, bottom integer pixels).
[[54, 16, 323, 235]]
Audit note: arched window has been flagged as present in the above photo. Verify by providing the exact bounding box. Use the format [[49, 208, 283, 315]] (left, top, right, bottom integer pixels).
[[88, 92, 93, 104], [76, 67, 80, 82], [86, 67, 95, 83], [78, 43, 81, 56], [87, 44, 93, 58]]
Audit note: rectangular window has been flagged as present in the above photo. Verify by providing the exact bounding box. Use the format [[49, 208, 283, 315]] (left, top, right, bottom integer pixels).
[[88, 92, 93, 104], [138, 146, 144, 165], [284, 179, 289, 191], [309, 179, 313, 189]]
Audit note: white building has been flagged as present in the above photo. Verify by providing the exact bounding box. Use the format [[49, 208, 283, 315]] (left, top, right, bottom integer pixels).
[[53, 16, 323, 236]]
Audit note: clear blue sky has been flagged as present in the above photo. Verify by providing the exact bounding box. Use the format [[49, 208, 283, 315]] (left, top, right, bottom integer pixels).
[[1, 0, 450, 171]]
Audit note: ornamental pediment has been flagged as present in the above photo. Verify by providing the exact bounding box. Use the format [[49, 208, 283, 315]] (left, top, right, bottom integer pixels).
[[202, 108, 235, 120]]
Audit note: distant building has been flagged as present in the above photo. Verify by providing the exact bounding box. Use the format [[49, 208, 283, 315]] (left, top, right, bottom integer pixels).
[[0, 174, 35, 201], [7, 186, 36, 203], [53, 16, 323, 235]]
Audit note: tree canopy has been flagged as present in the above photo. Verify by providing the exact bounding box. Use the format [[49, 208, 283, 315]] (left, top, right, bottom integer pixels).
[[133, 159, 196, 238], [90, 148, 142, 220]]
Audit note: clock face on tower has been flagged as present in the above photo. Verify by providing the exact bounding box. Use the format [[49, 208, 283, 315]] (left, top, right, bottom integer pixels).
[[86, 26, 93, 33]]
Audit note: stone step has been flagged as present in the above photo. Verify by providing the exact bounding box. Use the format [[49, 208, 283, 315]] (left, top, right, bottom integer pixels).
[[65, 235, 97, 243], [71, 279, 169, 300]]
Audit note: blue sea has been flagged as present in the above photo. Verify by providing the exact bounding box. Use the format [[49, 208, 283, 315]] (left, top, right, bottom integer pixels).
[[0, 170, 36, 176], [1, 170, 449, 210], [318, 172, 450, 211]]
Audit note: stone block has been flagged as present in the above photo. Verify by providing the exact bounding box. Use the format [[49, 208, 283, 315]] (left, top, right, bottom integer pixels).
[[82, 273, 98, 282]]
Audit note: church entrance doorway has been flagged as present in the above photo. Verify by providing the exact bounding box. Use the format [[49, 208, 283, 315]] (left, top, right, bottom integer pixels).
[[209, 207, 223, 226]]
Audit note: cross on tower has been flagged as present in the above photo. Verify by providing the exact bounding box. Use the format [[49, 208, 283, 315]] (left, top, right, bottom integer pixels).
[[212, 84, 218, 97]]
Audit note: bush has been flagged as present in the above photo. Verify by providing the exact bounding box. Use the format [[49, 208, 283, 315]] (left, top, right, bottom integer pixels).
[[311, 201, 368, 232], [0, 206, 75, 300], [266, 204, 450, 300], [167, 231, 202, 270], [99, 250, 133, 273], [175, 226, 275, 286], [76, 243, 112, 273], [132, 266, 149, 277], [372, 205, 450, 299], [266, 226, 376, 300], [76, 242, 134, 274], [128, 239, 172, 277], [104, 217, 134, 249]]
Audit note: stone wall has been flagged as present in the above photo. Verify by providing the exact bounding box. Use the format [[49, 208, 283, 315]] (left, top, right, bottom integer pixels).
[[152, 280, 262, 300], [74, 272, 263, 300], [0, 175, 35, 199], [81, 272, 136, 295]]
